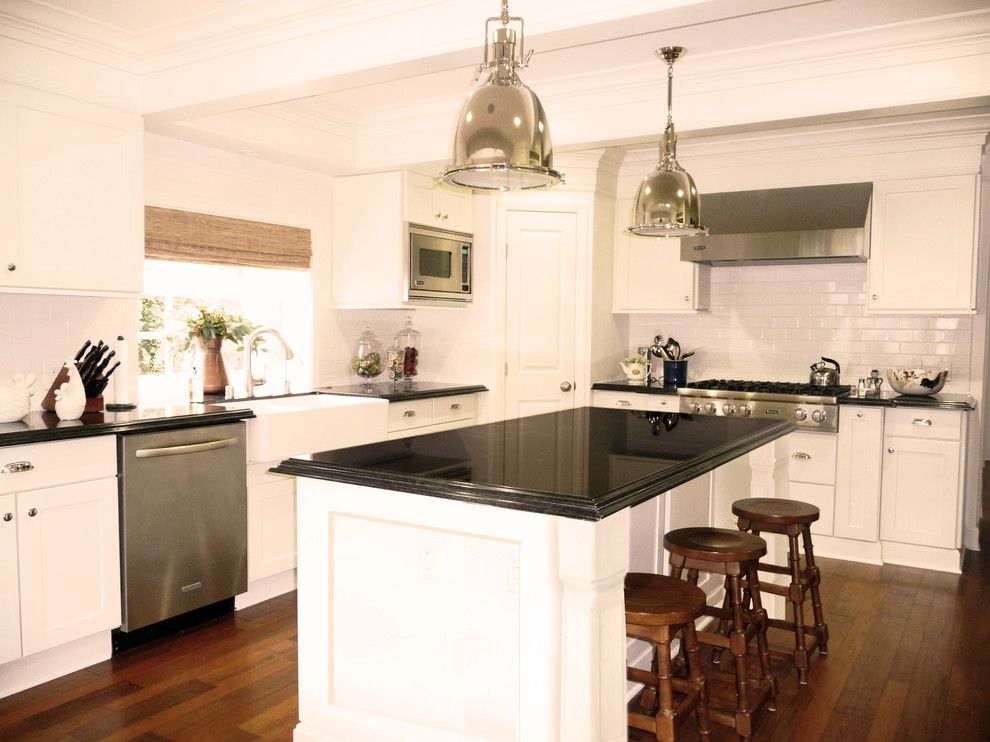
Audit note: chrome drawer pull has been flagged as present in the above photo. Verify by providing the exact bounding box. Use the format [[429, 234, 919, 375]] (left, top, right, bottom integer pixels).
[[403, 410, 416, 418], [616, 400, 631, 407], [450, 403, 461, 411], [856, 412, 864, 418], [135, 438, 238, 458], [791, 452, 812, 460], [2, 461, 34, 474], [912, 419, 933, 426]]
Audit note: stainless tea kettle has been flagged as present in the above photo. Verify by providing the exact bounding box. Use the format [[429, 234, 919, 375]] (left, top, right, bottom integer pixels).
[[809, 357, 841, 386]]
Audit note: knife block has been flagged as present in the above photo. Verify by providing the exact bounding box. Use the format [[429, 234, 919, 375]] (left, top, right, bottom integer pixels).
[[40, 366, 70, 412]]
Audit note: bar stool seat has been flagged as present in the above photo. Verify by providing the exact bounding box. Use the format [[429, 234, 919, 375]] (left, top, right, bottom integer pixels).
[[664, 527, 776, 740], [625, 573, 711, 741], [731, 497, 829, 685]]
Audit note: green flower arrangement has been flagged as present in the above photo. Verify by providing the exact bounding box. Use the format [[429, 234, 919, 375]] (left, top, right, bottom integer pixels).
[[186, 307, 256, 349]]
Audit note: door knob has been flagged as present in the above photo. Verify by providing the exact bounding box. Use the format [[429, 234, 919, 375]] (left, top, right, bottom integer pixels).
[[560, 381, 573, 392]]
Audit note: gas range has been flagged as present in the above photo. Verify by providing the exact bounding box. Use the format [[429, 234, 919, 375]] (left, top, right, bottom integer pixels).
[[677, 379, 852, 432]]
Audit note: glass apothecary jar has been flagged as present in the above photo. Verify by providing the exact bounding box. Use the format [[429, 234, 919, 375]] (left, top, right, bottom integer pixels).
[[351, 327, 384, 389], [395, 315, 421, 380]]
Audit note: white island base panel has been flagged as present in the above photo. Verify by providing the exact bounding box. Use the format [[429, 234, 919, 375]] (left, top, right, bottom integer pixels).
[[293, 440, 791, 742]]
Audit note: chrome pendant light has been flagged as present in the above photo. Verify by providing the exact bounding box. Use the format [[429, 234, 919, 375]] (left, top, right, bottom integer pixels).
[[628, 47, 706, 238], [440, 0, 562, 191]]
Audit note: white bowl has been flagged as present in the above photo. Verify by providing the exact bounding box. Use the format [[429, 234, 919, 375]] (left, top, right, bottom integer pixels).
[[886, 368, 948, 396]]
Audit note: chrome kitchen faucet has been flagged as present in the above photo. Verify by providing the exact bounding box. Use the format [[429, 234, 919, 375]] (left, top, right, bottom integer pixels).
[[244, 327, 295, 396]]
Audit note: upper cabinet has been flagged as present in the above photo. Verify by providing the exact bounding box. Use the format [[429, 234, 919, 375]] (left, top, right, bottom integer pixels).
[[331, 171, 473, 308], [612, 198, 710, 313], [0, 83, 143, 297], [867, 174, 978, 314], [404, 172, 473, 234]]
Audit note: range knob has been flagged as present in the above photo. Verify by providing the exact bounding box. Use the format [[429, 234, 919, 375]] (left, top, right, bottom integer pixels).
[[704, 402, 718, 415], [794, 408, 808, 421], [737, 404, 752, 417], [689, 402, 703, 414], [721, 403, 736, 415], [811, 409, 828, 423]]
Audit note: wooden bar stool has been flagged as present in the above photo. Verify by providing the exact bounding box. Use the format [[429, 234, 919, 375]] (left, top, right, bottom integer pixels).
[[664, 527, 776, 740], [731, 497, 829, 685], [625, 572, 711, 741]]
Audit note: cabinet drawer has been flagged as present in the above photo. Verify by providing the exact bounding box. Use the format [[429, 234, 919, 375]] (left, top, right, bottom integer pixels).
[[787, 432, 837, 485], [0, 436, 116, 495], [883, 408, 961, 441], [387, 399, 435, 432], [433, 394, 477, 424], [592, 391, 676, 412]]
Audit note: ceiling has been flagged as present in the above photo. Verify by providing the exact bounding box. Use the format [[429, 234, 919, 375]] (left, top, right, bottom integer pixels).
[[4, 0, 989, 175]]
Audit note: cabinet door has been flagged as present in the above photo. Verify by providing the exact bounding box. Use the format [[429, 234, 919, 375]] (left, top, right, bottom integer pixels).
[[0, 84, 142, 295], [880, 436, 960, 548], [834, 406, 882, 542], [868, 175, 977, 313], [436, 186, 473, 233], [404, 171, 438, 227], [0, 493, 20, 664], [404, 172, 473, 233], [612, 198, 707, 312], [248, 477, 297, 582], [17, 478, 120, 655]]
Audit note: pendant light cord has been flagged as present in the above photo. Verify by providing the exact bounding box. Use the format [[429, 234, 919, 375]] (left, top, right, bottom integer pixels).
[[666, 59, 674, 126], [500, 0, 509, 25]]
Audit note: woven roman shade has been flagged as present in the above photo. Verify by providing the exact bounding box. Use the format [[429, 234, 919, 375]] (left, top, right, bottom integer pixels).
[[145, 206, 312, 270]]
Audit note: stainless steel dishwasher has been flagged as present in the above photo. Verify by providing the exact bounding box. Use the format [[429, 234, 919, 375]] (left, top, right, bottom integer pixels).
[[117, 422, 247, 632]]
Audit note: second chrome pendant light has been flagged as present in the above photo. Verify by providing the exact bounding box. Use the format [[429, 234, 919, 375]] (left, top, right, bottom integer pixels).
[[628, 46, 706, 238], [440, 0, 562, 192]]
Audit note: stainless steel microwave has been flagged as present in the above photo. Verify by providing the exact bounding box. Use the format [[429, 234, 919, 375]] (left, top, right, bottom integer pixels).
[[407, 223, 472, 302]]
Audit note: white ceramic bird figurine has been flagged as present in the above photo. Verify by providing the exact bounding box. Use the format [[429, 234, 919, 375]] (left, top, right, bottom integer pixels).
[[53, 360, 85, 421], [0, 373, 36, 423]]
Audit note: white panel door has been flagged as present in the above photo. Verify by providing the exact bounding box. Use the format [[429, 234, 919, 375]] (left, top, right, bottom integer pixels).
[[0, 493, 21, 664], [834, 406, 883, 542], [247, 477, 297, 582], [880, 436, 960, 548], [504, 209, 578, 421], [18, 478, 121, 655]]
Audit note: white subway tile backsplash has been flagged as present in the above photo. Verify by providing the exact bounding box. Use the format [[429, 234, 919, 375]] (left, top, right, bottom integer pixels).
[[626, 262, 975, 386]]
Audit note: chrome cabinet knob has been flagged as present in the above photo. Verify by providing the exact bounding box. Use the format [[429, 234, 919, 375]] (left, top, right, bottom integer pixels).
[[450, 403, 461, 410], [27, 508, 38, 517], [872, 294, 879, 300], [794, 408, 807, 421], [811, 409, 828, 423], [6, 263, 14, 272], [2, 512, 12, 522], [887, 447, 895, 454], [683, 295, 691, 302], [560, 381, 573, 392], [435, 212, 442, 219]]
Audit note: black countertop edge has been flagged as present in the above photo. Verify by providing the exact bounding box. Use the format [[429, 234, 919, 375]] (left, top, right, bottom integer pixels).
[[0, 408, 254, 447], [320, 383, 489, 402], [839, 394, 975, 411], [591, 380, 680, 395], [272, 420, 795, 522]]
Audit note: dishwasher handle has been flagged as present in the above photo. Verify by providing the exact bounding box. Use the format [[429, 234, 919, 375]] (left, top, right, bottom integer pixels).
[[135, 437, 240, 459]]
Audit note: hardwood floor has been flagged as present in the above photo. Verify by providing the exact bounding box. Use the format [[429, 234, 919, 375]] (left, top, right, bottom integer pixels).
[[2, 478, 989, 741]]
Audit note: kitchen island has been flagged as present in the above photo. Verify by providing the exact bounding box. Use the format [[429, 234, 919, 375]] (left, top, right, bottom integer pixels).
[[274, 407, 794, 742]]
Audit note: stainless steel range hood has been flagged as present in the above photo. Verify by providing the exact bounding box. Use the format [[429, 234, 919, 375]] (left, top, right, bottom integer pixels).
[[680, 182, 872, 264]]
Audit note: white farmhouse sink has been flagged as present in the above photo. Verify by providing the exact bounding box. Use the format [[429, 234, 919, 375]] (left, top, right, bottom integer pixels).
[[219, 393, 389, 463]]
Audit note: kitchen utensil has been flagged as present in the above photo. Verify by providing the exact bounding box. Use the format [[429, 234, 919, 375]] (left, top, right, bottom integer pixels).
[[809, 357, 841, 386], [886, 368, 947, 396], [650, 335, 671, 362], [73, 340, 91, 363], [663, 337, 681, 361]]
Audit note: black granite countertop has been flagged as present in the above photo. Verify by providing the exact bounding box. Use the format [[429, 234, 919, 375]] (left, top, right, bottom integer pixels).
[[0, 404, 254, 447], [839, 391, 975, 410], [591, 380, 680, 395], [317, 381, 488, 402], [273, 406, 793, 521]]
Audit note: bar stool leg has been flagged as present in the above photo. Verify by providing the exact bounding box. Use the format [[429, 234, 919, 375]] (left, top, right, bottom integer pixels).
[[682, 620, 712, 739], [655, 631, 677, 741], [728, 573, 753, 739], [786, 527, 810, 684], [802, 524, 829, 655], [746, 563, 777, 710]]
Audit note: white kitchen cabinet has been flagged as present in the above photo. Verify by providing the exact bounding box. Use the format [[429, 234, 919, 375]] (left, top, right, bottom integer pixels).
[[0, 493, 20, 666], [404, 172, 473, 233], [0, 436, 120, 668], [834, 406, 883, 542], [0, 82, 143, 296], [386, 393, 480, 438], [786, 431, 836, 536], [880, 407, 964, 550], [612, 198, 710, 313], [592, 390, 677, 412], [867, 174, 978, 314], [331, 171, 473, 308], [247, 471, 297, 583]]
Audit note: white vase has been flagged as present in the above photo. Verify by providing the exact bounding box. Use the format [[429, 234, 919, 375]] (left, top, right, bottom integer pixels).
[[54, 361, 86, 421]]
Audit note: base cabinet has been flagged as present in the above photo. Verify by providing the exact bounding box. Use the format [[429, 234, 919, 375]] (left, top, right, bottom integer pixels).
[[834, 406, 883, 542], [786, 431, 836, 536], [247, 472, 297, 583], [0, 493, 20, 665]]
